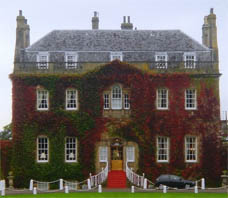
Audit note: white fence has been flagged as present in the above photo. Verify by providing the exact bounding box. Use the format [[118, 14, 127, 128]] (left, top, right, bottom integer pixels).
[[126, 162, 147, 188], [90, 162, 108, 187]]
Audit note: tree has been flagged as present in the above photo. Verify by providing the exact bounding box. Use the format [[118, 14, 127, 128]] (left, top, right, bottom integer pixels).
[[0, 123, 12, 140]]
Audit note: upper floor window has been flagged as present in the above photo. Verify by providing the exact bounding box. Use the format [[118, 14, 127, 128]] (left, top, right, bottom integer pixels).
[[65, 137, 77, 162], [37, 136, 49, 163], [157, 89, 168, 110], [185, 136, 197, 162], [126, 146, 135, 162], [66, 89, 78, 110], [124, 94, 130, 109], [155, 53, 168, 69], [104, 94, 110, 109], [37, 89, 49, 110], [110, 52, 123, 61], [65, 52, 78, 69], [37, 52, 49, 69], [184, 53, 196, 68], [99, 146, 108, 162], [157, 136, 169, 162], [185, 89, 197, 110], [112, 85, 122, 109]]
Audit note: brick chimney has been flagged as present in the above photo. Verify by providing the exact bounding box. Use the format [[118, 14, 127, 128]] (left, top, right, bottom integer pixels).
[[202, 8, 218, 62], [92, 11, 99, 30], [121, 16, 133, 30], [14, 10, 30, 62]]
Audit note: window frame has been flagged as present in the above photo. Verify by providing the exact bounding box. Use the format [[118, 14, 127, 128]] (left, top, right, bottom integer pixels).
[[37, 136, 49, 163], [99, 146, 108, 162], [185, 89, 197, 110], [156, 89, 168, 110], [65, 137, 77, 163], [185, 136, 197, 163], [157, 136, 169, 163], [65, 52, 78, 69], [111, 85, 122, 110], [124, 93, 130, 110], [110, 52, 123, 61], [66, 89, 78, 110], [126, 146, 135, 162], [37, 89, 49, 111], [37, 52, 49, 69], [155, 53, 168, 69], [103, 93, 110, 109], [184, 52, 196, 69]]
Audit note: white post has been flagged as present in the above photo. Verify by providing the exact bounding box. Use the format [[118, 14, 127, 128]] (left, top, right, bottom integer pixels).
[[33, 187, 37, 195], [201, 178, 205, 190], [1, 189, 5, 196], [87, 179, 91, 190], [194, 185, 198, 193], [59, 179, 63, 190], [163, 185, 167, 193], [98, 184, 102, 193], [29, 179, 33, 191], [65, 186, 69, 194], [143, 178, 147, 189], [131, 186, 135, 193]]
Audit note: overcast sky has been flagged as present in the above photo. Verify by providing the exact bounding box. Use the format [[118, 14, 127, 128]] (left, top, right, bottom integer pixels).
[[0, 0, 227, 131]]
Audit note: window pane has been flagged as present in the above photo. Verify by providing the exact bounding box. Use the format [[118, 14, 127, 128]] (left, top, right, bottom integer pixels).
[[124, 94, 130, 109], [156, 55, 167, 69], [185, 137, 197, 162], [66, 90, 77, 110], [126, 146, 135, 162], [65, 137, 77, 162], [104, 94, 110, 109], [37, 90, 48, 110], [37, 137, 48, 162], [157, 89, 168, 109], [99, 146, 107, 162], [185, 89, 196, 109], [112, 85, 122, 109], [157, 137, 168, 162]]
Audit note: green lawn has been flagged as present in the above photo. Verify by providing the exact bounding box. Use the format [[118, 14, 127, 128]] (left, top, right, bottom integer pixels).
[[3, 192, 227, 198]]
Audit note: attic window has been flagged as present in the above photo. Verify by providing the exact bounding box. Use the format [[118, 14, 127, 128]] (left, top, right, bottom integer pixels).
[[110, 52, 123, 61], [184, 53, 196, 69], [65, 52, 78, 69], [155, 53, 168, 69], [37, 52, 49, 69]]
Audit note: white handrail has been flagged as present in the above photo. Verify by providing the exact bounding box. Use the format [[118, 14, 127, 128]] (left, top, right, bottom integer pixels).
[[126, 162, 145, 187], [90, 162, 108, 187]]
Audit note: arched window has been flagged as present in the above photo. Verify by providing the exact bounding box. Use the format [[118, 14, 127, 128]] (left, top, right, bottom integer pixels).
[[111, 85, 122, 109]]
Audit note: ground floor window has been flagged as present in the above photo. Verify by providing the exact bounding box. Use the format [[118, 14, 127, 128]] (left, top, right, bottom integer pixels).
[[99, 146, 108, 162], [157, 136, 169, 162], [65, 137, 77, 162], [37, 136, 49, 162], [185, 136, 197, 162], [126, 146, 135, 162]]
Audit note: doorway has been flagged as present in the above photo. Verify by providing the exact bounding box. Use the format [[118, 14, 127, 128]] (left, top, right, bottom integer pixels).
[[111, 138, 123, 170]]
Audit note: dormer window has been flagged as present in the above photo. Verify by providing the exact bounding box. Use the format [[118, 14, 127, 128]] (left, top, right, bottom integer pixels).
[[110, 52, 123, 61], [65, 52, 78, 69], [184, 53, 196, 68], [37, 52, 49, 69], [155, 53, 168, 69]]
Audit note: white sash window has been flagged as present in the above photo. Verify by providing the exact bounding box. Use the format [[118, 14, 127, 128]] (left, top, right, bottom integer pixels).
[[37, 137, 49, 162], [185, 89, 197, 110], [37, 89, 49, 110], [185, 136, 197, 162], [157, 89, 168, 109], [99, 146, 108, 162], [66, 89, 78, 110], [157, 137, 169, 162], [65, 137, 77, 162], [126, 146, 135, 162], [111, 85, 122, 109]]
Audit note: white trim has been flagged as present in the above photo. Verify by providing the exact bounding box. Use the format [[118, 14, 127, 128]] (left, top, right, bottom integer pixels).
[[37, 136, 49, 163], [99, 146, 108, 162], [65, 89, 78, 110], [157, 136, 169, 163], [185, 89, 197, 110], [185, 136, 197, 163], [37, 89, 49, 111], [37, 52, 49, 69], [156, 89, 168, 110], [65, 137, 77, 163], [126, 146, 135, 162], [65, 52, 78, 69], [110, 52, 123, 61]]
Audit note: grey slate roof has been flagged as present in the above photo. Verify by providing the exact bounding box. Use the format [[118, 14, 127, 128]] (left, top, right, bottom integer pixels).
[[26, 30, 209, 52]]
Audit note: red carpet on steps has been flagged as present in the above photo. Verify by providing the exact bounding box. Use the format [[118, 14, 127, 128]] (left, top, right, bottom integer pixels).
[[107, 170, 126, 188]]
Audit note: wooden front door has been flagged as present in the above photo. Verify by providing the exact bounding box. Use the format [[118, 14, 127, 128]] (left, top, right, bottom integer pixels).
[[111, 138, 123, 170]]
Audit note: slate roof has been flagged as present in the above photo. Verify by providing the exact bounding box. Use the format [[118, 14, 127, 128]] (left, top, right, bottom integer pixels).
[[26, 30, 209, 52]]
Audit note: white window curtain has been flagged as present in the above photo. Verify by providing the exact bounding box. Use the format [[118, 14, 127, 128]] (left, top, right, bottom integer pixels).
[[99, 146, 108, 162], [126, 146, 135, 162]]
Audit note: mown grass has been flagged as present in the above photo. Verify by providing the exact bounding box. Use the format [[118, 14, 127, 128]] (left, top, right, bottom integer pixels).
[[4, 192, 228, 198]]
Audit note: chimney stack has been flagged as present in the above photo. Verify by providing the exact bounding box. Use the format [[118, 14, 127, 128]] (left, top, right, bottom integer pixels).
[[14, 10, 30, 62], [121, 16, 133, 30], [92, 11, 99, 30]]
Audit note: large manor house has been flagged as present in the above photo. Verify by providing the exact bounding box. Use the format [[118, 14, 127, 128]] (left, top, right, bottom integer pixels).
[[0, 9, 223, 187]]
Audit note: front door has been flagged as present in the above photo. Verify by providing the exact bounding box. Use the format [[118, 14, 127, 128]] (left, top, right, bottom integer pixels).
[[111, 138, 123, 170]]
